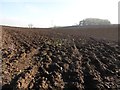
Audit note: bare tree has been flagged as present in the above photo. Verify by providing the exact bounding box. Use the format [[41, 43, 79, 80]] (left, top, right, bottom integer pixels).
[[28, 24, 33, 28]]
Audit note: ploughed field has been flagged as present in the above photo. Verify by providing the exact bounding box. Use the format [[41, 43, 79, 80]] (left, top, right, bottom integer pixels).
[[1, 25, 120, 89]]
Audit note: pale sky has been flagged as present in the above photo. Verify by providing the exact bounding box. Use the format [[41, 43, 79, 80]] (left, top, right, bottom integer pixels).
[[0, 0, 119, 27]]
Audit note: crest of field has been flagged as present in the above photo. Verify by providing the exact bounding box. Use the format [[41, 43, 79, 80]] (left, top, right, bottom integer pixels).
[[52, 24, 118, 42]]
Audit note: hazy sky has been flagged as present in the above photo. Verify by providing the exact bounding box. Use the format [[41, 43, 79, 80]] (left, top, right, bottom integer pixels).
[[0, 0, 119, 27]]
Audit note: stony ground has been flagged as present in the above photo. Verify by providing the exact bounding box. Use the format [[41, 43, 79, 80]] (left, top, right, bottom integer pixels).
[[1, 26, 120, 90]]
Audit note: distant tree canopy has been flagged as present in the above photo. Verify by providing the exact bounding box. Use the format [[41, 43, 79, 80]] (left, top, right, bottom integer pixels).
[[79, 18, 111, 26]]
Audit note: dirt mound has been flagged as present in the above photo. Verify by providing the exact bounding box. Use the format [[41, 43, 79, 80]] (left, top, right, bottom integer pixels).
[[1, 26, 120, 89]]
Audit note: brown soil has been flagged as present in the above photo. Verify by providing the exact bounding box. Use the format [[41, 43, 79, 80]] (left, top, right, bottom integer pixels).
[[1, 25, 120, 90]]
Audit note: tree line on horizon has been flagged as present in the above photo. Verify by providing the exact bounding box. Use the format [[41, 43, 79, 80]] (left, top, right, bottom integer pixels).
[[79, 18, 111, 26]]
